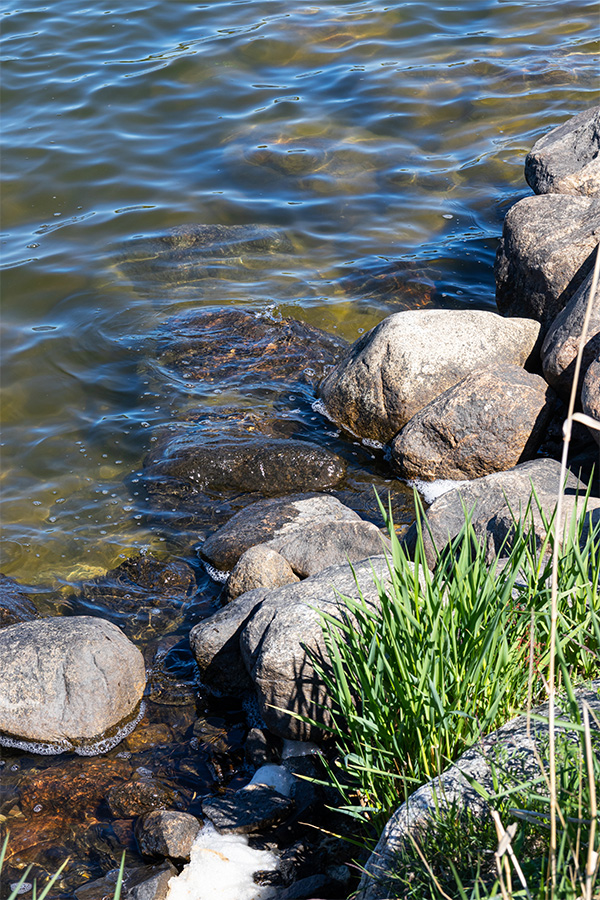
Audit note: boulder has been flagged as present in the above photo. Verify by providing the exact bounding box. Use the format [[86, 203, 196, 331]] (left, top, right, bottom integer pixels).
[[525, 105, 600, 197], [135, 810, 201, 861], [403, 458, 599, 568], [200, 493, 385, 574], [0, 574, 38, 627], [142, 434, 346, 507], [541, 268, 600, 401], [494, 194, 600, 328], [0, 616, 146, 754], [317, 310, 541, 442], [581, 354, 600, 446], [190, 557, 391, 740], [226, 545, 300, 601], [390, 365, 556, 481]]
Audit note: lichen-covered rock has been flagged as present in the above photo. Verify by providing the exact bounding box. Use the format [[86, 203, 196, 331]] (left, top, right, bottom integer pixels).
[[525, 106, 600, 197], [541, 268, 600, 401], [390, 365, 556, 480], [495, 194, 600, 328], [318, 310, 541, 443], [200, 493, 384, 574], [581, 353, 600, 446], [226, 545, 300, 601], [0, 616, 146, 754]]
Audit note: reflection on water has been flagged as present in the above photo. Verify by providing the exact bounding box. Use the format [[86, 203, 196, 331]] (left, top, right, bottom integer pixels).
[[1, 0, 598, 892]]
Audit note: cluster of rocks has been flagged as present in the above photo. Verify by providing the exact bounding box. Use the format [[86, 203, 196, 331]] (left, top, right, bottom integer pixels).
[[1, 107, 599, 900]]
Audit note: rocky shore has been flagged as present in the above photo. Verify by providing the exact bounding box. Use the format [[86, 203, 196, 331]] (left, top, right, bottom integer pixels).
[[1, 107, 599, 900]]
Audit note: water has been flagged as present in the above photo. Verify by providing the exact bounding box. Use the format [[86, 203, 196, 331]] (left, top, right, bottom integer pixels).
[[1, 0, 598, 891]]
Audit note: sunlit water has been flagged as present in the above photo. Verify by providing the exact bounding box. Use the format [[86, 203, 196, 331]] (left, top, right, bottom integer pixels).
[[0, 0, 598, 890]]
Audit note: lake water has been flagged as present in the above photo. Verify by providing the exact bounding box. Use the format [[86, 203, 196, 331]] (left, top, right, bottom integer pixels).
[[0, 0, 598, 889]]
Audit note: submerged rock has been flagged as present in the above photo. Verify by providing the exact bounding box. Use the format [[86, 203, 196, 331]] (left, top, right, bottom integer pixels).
[[135, 810, 201, 861], [494, 193, 600, 327], [390, 365, 556, 480], [158, 308, 348, 390], [525, 105, 600, 197], [318, 309, 541, 443], [107, 779, 185, 818], [0, 616, 146, 754], [142, 433, 346, 508], [0, 573, 38, 627]]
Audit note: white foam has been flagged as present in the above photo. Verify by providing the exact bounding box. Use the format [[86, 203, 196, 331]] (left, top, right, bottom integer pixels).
[[165, 822, 278, 900], [409, 478, 468, 505], [202, 560, 230, 584], [249, 764, 295, 798]]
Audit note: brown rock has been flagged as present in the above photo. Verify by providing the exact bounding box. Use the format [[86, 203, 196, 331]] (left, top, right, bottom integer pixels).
[[0, 574, 38, 627], [106, 779, 184, 818], [226, 545, 300, 601]]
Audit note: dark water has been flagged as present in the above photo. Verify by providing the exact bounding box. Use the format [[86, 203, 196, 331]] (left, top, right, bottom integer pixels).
[[1, 0, 599, 891]]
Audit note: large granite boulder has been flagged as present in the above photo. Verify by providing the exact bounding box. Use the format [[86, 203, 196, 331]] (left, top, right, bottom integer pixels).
[[495, 194, 600, 328], [390, 365, 556, 481], [581, 353, 600, 446], [403, 458, 599, 568], [317, 310, 541, 443], [142, 433, 346, 510], [0, 616, 146, 754], [199, 493, 385, 575], [525, 106, 600, 197], [190, 557, 391, 741]]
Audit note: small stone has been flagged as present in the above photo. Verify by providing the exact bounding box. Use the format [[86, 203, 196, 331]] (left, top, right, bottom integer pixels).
[[135, 810, 201, 861], [106, 779, 184, 818], [226, 546, 299, 601]]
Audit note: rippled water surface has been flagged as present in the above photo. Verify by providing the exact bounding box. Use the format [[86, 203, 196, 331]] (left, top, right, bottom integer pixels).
[[0, 0, 598, 889]]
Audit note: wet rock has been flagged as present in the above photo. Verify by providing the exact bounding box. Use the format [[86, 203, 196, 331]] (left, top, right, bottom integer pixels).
[[118, 224, 293, 288], [403, 458, 599, 567], [106, 779, 185, 818], [318, 309, 541, 442], [494, 194, 600, 328], [0, 574, 38, 627], [200, 493, 385, 574], [201, 783, 294, 834], [0, 616, 146, 753], [525, 105, 600, 197], [581, 354, 600, 446], [245, 728, 278, 768], [390, 365, 556, 480], [142, 433, 346, 508], [74, 862, 177, 900], [189, 591, 260, 695], [125, 723, 174, 753], [541, 268, 600, 401], [158, 308, 348, 389], [135, 810, 201, 861], [76, 554, 197, 637], [226, 546, 300, 601], [19, 758, 132, 817], [338, 257, 435, 307]]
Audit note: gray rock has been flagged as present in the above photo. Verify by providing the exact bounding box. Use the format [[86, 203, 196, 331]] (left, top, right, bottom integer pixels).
[[226, 545, 300, 601], [495, 194, 600, 328], [581, 353, 600, 447], [403, 458, 597, 568], [240, 557, 391, 740], [74, 863, 177, 900], [0, 574, 38, 628], [200, 493, 385, 574], [202, 782, 294, 834], [135, 810, 201, 861], [541, 268, 600, 401], [0, 616, 146, 753], [390, 365, 556, 481], [356, 682, 600, 900], [143, 435, 346, 505], [318, 310, 541, 443], [525, 105, 600, 197]]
